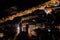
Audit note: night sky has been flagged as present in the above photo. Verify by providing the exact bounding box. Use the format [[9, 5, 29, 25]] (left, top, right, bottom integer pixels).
[[0, 0, 50, 19]]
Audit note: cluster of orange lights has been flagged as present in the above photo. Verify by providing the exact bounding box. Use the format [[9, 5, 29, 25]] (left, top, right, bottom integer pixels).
[[0, 0, 60, 23]]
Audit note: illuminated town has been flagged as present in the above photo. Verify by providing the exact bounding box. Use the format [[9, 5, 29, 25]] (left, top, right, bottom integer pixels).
[[0, 0, 60, 40]]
